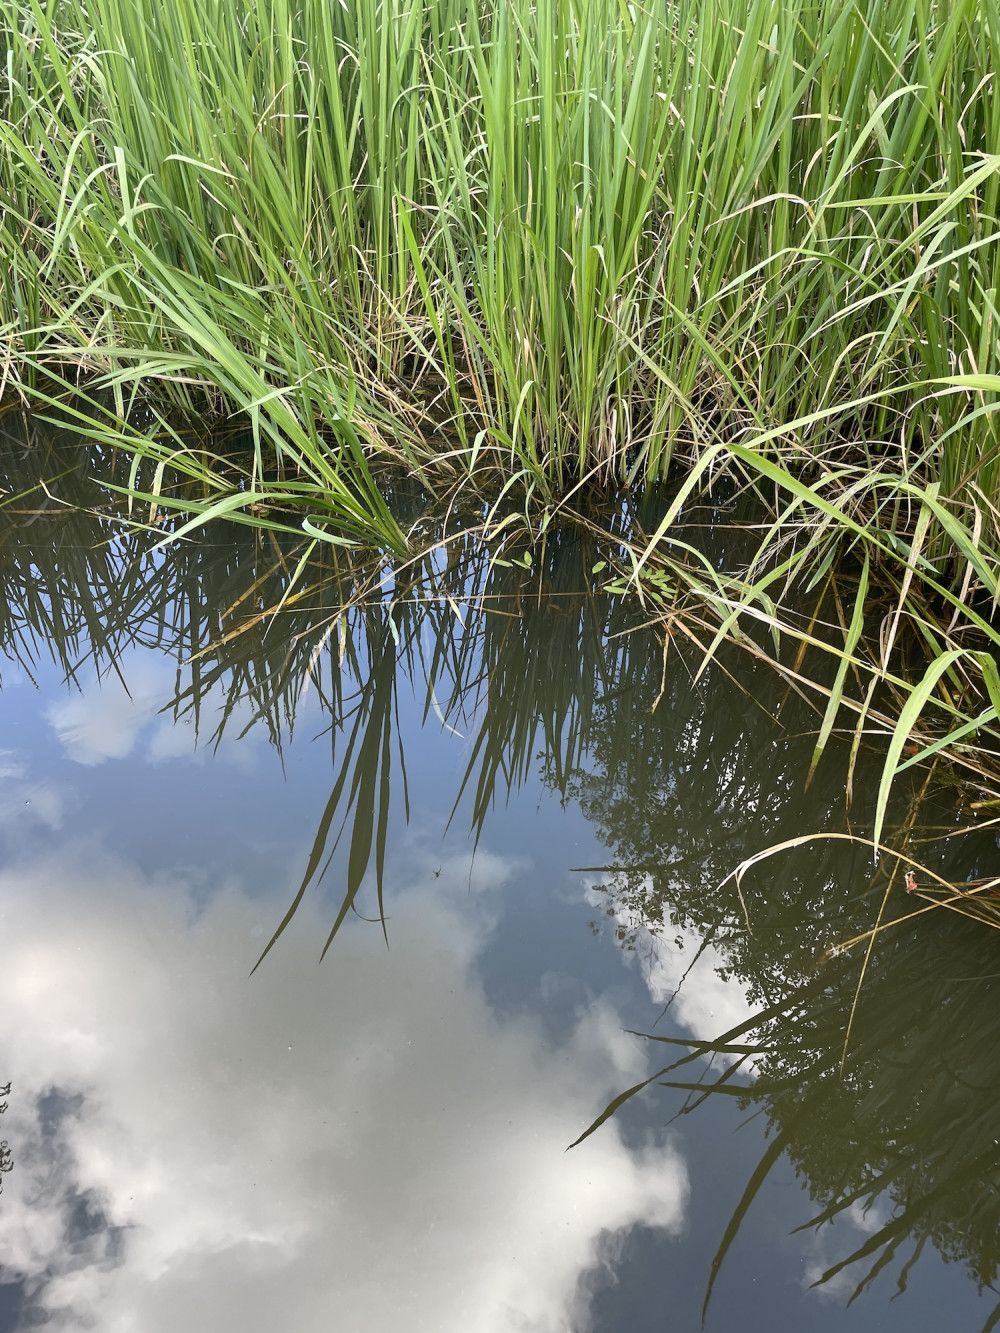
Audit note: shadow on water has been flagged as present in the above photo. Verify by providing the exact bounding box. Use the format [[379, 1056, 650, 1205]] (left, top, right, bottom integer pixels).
[[3, 412, 1000, 1325]]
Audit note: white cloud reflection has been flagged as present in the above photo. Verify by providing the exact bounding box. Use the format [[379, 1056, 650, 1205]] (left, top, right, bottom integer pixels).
[[588, 879, 897, 1304], [44, 653, 169, 765], [0, 847, 687, 1332], [638, 920, 756, 1040], [587, 877, 756, 1047], [0, 750, 64, 835], [44, 649, 264, 768]]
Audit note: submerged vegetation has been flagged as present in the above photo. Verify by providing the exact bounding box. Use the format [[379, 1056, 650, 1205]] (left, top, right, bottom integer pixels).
[[3, 1, 1000, 891]]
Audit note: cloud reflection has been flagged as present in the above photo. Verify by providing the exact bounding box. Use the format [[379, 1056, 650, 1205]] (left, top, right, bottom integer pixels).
[[0, 847, 687, 1331], [587, 878, 756, 1045], [0, 750, 64, 836], [44, 649, 264, 768]]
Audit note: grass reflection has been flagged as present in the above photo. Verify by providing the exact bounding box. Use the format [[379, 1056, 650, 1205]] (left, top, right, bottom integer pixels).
[[594, 919, 1000, 1330], [1, 414, 989, 957], [564, 640, 1000, 1322], [4, 416, 1000, 1319]]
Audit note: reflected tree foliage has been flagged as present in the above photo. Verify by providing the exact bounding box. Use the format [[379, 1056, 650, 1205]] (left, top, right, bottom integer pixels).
[[632, 917, 1000, 1331], [562, 632, 1000, 1323]]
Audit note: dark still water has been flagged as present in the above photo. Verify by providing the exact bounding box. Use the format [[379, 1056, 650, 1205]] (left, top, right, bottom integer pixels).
[[1, 419, 999, 1332]]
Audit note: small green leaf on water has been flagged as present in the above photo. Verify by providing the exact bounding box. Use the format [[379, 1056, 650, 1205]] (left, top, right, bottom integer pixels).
[[592, 561, 607, 573]]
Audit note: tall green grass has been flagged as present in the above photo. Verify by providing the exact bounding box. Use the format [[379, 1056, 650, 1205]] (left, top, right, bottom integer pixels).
[[3, 0, 1000, 497], [6, 0, 1000, 865]]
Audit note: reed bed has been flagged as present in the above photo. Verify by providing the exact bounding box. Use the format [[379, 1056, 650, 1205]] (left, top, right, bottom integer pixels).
[[2, 0, 998, 494], [4, 0, 1000, 874]]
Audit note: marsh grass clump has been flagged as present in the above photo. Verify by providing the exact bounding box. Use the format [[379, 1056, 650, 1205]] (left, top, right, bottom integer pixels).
[[1, 0, 999, 503], [5, 0, 1000, 889]]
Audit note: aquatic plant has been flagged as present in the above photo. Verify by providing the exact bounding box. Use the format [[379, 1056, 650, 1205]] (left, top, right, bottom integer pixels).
[[4, 0, 1000, 913], [1, 0, 998, 496]]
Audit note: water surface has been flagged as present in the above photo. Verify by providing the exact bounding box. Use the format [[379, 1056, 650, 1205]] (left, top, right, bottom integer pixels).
[[1, 419, 998, 1331]]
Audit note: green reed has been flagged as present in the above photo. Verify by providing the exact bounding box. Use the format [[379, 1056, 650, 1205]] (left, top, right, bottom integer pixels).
[[5, 0, 1000, 862], [2, 0, 999, 494]]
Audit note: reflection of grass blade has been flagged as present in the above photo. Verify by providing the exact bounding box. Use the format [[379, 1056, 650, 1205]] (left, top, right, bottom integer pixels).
[[807, 1153, 997, 1289], [251, 620, 398, 971], [569, 997, 803, 1150], [806, 553, 868, 788], [565, 1069, 673, 1151], [843, 1231, 906, 1308], [250, 750, 358, 975], [320, 651, 394, 960], [701, 1128, 792, 1323]]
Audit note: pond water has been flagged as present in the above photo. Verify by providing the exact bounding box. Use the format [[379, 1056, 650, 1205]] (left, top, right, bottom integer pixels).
[[2, 417, 1000, 1332]]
